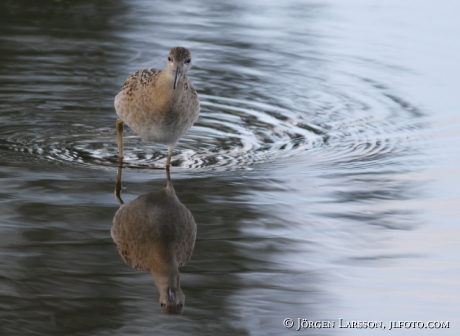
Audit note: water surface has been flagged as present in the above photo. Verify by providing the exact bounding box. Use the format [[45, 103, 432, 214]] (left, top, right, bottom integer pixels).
[[1, 0, 460, 335]]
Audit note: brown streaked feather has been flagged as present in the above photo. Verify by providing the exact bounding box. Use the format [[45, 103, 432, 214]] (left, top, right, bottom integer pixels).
[[120, 68, 162, 92]]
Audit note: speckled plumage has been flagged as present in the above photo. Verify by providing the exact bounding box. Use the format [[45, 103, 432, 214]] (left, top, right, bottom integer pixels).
[[111, 171, 196, 314], [115, 47, 200, 166]]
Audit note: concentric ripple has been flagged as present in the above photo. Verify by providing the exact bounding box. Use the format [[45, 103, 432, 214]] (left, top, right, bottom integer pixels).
[[1, 94, 320, 170], [1, 81, 427, 171]]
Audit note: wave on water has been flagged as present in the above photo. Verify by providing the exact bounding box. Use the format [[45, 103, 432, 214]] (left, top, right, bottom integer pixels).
[[1, 84, 428, 172]]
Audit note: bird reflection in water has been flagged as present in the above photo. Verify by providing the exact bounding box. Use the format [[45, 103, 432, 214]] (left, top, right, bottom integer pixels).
[[112, 167, 196, 314]]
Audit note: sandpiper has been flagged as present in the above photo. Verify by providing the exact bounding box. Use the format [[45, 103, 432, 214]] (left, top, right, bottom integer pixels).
[[112, 167, 196, 314], [115, 47, 200, 167]]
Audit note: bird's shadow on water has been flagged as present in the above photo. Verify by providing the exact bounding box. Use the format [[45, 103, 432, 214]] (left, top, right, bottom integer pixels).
[[112, 166, 196, 315]]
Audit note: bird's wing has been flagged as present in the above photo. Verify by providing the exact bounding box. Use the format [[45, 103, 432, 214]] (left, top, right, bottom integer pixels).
[[119, 68, 162, 92]]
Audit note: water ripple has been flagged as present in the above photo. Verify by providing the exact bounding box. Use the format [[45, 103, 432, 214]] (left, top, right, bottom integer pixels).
[[1, 84, 427, 172]]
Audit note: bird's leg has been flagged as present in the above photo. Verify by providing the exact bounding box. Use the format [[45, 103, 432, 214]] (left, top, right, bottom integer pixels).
[[165, 165, 173, 192], [166, 146, 173, 168], [114, 165, 124, 205], [116, 119, 124, 163], [115, 119, 124, 203], [166, 164, 171, 182]]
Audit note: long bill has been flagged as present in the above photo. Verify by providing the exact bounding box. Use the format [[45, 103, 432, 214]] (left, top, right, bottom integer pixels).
[[173, 68, 181, 89]]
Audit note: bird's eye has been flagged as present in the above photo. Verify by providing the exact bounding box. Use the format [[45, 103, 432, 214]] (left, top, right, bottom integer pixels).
[[168, 56, 172, 62], [185, 59, 191, 64], [160, 303, 166, 308]]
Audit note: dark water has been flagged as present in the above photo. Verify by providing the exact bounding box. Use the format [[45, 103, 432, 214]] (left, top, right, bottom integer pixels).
[[1, 0, 460, 335]]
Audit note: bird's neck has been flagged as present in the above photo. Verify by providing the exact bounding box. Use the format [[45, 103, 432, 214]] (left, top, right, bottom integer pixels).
[[150, 70, 185, 113], [158, 70, 185, 95], [151, 261, 180, 289], [149, 246, 178, 279]]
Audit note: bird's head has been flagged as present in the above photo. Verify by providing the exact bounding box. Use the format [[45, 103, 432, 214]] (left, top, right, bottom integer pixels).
[[166, 47, 192, 90], [159, 285, 185, 314]]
